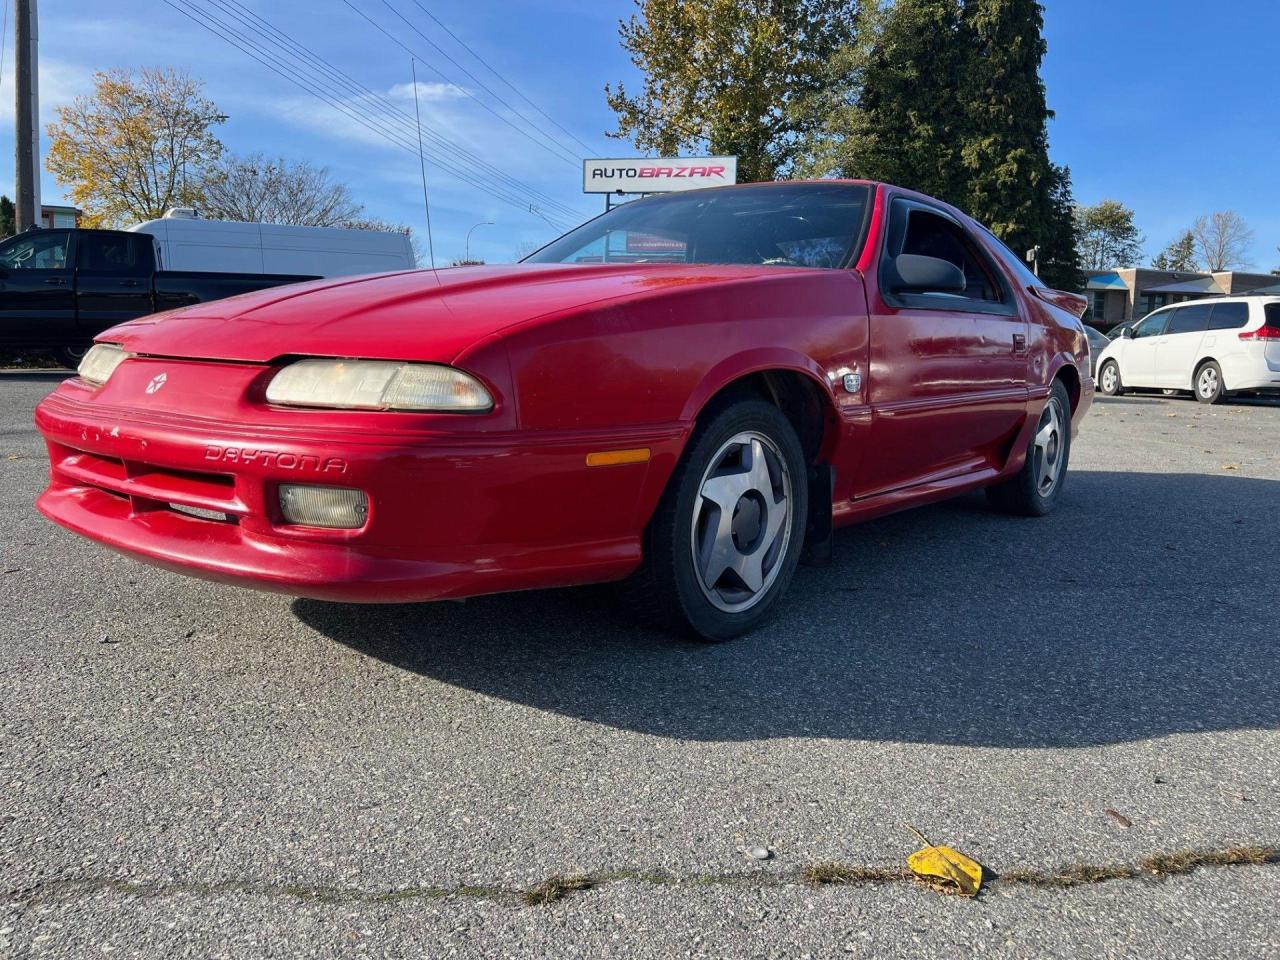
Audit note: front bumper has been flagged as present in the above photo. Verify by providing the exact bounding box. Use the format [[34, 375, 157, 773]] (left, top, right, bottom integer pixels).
[[35, 375, 683, 602]]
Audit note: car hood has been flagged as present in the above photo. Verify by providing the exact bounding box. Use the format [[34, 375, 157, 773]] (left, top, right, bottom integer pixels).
[[102, 263, 808, 364]]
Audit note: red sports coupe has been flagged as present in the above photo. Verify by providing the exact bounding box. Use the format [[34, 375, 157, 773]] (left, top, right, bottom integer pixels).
[[35, 181, 1092, 639]]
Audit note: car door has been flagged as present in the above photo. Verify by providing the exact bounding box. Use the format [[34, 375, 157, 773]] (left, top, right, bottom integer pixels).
[[74, 231, 156, 337], [1119, 310, 1170, 387], [856, 198, 1029, 498], [1154, 302, 1211, 388], [0, 230, 76, 349]]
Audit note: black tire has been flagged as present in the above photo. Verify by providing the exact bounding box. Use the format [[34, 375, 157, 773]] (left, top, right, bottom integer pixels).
[[986, 380, 1072, 518], [53, 345, 90, 370], [1194, 360, 1225, 405], [1098, 359, 1123, 396], [626, 398, 808, 641]]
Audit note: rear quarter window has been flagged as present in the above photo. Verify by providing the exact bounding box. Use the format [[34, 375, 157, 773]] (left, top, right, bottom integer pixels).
[[1207, 302, 1249, 330]]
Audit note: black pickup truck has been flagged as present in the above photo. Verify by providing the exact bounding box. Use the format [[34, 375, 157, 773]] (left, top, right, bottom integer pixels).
[[0, 228, 317, 367]]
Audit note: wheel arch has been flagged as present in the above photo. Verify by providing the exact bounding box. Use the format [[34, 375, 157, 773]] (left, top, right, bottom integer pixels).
[[1050, 356, 1082, 412], [681, 352, 841, 465]]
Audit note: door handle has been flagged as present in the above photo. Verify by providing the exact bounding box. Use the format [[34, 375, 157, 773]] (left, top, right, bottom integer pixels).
[[118, 279, 143, 287], [44, 277, 67, 285], [1012, 333, 1027, 353]]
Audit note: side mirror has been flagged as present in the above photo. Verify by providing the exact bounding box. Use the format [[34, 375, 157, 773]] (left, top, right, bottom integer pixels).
[[1120, 327, 1134, 339], [885, 254, 966, 296]]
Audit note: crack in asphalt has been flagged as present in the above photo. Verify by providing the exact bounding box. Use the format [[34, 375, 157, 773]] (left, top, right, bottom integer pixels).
[[6, 845, 1277, 909]]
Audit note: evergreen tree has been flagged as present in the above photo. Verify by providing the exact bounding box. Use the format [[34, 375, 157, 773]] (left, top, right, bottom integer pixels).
[[0, 196, 14, 238], [800, 0, 1082, 289], [958, 0, 1053, 249], [1151, 230, 1197, 271], [1038, 165, 1083, 292], [798, 0, 967, 201]]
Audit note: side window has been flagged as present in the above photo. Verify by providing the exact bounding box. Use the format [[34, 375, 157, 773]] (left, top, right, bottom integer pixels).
[[1164, 303, 1211, 335], [979, 224, 1044, 289], [0, 232, 70, 270], [1132, 312, 1170, 338], [1207, 302, 1249, 330], [79, 233, 149, 275], [892, 205, 1004, 304]]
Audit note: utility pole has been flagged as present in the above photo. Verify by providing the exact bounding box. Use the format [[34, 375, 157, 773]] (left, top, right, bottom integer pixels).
[[14, 0, 41, 230]]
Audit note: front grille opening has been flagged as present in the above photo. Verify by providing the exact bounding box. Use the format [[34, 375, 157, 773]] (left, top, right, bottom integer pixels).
[[168, 502, 238, 524], [133, 464, 235, 492]]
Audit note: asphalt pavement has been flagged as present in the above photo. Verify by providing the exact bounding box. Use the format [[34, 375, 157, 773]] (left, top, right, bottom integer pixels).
[[2, 370, 1278, 958]]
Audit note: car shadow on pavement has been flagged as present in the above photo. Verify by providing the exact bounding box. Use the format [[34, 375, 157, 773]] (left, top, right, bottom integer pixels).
[[295, 470, 1280, 748]]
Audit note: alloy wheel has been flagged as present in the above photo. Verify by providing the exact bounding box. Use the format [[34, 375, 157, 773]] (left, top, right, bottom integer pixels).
[[689, 431, 792, 614], [1033, 396, 1065, 497], [1197, 366, 1219, 400], [1100, 363, 1118, 394]]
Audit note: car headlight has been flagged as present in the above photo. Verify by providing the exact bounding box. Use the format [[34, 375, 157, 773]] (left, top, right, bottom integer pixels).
[[78, 343, 131, 386], [265, 359, 494, 412]]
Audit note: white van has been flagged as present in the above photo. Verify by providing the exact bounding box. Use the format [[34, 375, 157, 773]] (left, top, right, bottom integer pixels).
[[1095, 296, 1280, 403], [127, 209, 416, 278]]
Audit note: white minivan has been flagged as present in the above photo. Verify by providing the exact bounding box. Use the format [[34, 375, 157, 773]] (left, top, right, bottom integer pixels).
[[1095, 296, 1280, 403]]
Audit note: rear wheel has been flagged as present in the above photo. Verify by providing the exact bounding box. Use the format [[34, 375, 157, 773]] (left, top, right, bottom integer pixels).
[[627, 399, 808, 641], [1195, 361, 1225, 404], [986, 380, 1071, 517], [1098, 360, 1123, 396]]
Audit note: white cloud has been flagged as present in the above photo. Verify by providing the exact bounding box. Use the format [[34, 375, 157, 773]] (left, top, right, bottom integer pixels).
[[0, 57, 96, 126], [385, 81, 469, 104]]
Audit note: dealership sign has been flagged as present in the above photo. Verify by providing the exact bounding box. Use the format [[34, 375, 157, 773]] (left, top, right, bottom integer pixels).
[[583, 156, 738, 194]]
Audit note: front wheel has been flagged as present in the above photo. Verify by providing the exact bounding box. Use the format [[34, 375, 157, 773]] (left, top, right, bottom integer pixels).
[[986, 381, 1072, 517], [626, 399, 808, 641], [1098, 360, 1123, 396]]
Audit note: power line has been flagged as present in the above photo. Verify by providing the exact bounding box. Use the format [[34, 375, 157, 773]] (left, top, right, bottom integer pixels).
[[374, 0, 588, 163], [339, 0, 581, 168], [409, 0, 597, 156], [163, 0, 580, 229], [206, 0, 583, 221]]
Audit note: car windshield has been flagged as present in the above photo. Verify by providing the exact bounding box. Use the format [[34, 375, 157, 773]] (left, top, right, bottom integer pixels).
[[525, 183, 871, 270]]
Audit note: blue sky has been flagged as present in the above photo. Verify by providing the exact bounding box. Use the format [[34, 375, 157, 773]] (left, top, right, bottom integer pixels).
[[4, 0, 1279, 270]]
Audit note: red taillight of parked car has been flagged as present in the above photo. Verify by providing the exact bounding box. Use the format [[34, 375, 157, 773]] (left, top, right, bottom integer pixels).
[[1238, 325, 1280, 340], [1245, 306, 1280, 339]]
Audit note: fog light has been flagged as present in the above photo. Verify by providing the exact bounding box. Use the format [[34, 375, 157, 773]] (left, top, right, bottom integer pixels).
[[278, 484, 369, 529]]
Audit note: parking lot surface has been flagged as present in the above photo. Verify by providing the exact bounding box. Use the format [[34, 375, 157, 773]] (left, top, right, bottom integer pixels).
[[2, 371, 1278, 958]]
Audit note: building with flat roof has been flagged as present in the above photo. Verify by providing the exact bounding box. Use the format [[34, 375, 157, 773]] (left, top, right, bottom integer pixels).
[[1085, 268, 1280, 329], [38, 204, 81, 229]]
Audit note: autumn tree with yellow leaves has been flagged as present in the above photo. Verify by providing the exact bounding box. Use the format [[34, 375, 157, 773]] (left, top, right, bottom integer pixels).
[[45, 68, 226, 227]]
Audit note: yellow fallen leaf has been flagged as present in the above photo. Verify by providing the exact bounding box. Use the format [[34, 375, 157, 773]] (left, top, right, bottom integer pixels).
[[905, 825, 983, 897]]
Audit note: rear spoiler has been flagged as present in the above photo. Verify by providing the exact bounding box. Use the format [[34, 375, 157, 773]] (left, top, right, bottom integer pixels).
[[1030, 286, 1088, 320]]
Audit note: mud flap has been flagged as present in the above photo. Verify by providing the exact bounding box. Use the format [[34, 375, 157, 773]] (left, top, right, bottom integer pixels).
[[801, 464, 834, 567]]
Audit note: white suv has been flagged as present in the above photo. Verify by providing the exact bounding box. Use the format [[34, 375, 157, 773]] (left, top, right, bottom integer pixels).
[[1096, 296, 1280, 403]]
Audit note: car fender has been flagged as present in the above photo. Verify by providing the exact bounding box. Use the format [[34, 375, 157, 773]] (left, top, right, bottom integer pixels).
[[679, 347, 838, 425]]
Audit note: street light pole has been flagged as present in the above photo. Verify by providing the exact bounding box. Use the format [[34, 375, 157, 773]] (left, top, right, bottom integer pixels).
[[464, 220, 494, 263]]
